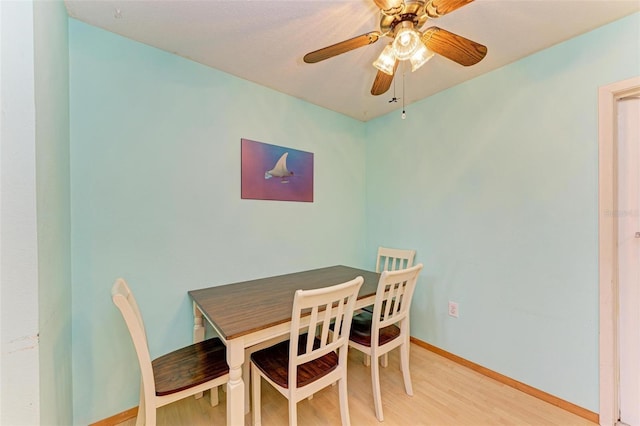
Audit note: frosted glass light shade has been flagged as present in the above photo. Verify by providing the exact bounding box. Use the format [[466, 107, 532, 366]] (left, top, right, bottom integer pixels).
[[409, 44, 434, 71], [392, 27, 421, 60], [373, 44, 396, 75]]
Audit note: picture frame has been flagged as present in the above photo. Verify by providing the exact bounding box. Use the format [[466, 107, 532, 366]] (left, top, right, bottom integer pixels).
[[241, 138, 314, 202]]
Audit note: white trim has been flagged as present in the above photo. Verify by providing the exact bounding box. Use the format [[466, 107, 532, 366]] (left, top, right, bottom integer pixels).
[[598, 76, 640, 426]]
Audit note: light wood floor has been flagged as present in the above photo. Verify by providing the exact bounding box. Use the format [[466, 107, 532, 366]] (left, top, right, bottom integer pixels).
[[118, 343, 597, 426]]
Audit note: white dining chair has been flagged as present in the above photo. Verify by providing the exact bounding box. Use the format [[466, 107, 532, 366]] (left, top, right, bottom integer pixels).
[[111, 278, 229, 426], [362, 246, 416, 366], [250, 276, 363, 426], [375, 246, 416, 273], [348, 264, 423, 422]]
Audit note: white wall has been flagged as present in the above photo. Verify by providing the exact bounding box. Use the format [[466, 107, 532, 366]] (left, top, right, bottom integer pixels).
[[1, 1, 73, 423], [0, 1, 41, 424]]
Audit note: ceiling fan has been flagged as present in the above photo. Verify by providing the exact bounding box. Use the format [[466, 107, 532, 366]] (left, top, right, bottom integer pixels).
[[303, 0, 487, 96]]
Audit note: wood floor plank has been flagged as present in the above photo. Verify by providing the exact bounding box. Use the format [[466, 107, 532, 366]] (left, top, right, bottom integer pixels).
[[116, 343, 597, 426]]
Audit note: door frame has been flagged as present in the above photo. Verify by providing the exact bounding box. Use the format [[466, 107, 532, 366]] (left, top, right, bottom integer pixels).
[[599, 76, 640, 426]]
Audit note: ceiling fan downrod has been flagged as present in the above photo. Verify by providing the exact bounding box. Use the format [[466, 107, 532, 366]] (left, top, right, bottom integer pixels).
[[373, 0, 404, 16], [401, 68, 406, 119]]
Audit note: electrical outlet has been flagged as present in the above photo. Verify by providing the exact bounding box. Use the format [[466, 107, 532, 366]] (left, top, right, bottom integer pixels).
[[448, 301, 459, 318]]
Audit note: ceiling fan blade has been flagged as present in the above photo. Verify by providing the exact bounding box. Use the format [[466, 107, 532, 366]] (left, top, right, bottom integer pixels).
[[421, 27, 487, 66], [372, 0, 404, 15], [303, 32, 380, 64], [371, 60, 399, 96], [425, 0, 474, 18]]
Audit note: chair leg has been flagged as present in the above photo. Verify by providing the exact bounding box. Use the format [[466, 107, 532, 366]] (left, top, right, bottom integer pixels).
[[146, 406, 156, 426], [371, 356, 384, 422], [400, 342, 413, 396], [135, 406, 145, 426], [288, 398, 298, 426], [363, 354, 371, 367], [138, 395, 155, 426], [338, 377, 351, 426], [251, 364, 262, 426], [381, 353, 388, 368], [135, 382, 145, 426], [209, 386, 219, 407]]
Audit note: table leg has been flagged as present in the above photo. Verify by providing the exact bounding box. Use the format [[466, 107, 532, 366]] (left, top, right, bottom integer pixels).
[[226, 339, 245, 426], [193, 303, 205, 399], [193, 302, 205, 343]]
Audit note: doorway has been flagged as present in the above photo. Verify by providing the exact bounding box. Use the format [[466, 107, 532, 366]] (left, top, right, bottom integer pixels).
[[599, 76, 640, 426], [617, 94, 639, 426]]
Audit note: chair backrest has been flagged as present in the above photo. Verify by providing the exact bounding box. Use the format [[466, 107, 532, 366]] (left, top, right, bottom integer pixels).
[[376, 247, 416, 273], [288, 276, 363, 386], [111, 278, 156, 399], [370, 264, 423, 345]]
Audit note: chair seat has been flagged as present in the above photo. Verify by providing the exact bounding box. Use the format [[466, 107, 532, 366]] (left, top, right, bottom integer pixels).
[[349, 311, 401, 347], [361, 304, 374, 314], [152, 337, 229, 396], [251, 333, 338, 389], [361, 299, 394, 315]]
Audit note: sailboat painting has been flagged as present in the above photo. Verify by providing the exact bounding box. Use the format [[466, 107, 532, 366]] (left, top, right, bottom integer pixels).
[[241, 139, 314, 202]]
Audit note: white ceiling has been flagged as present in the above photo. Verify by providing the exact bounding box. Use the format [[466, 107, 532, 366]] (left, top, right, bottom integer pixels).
[[64, 0, 640, 121]]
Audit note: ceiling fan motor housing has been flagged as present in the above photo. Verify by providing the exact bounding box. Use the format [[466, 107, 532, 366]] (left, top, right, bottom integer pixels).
[[380, 0, 428, 36]]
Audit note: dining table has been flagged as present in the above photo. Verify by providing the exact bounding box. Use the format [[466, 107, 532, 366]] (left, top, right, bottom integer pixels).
[[188, 264, 381, 426]]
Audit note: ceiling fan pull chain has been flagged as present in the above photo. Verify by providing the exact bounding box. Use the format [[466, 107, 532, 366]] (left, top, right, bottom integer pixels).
[[402, 67, 406, 119]]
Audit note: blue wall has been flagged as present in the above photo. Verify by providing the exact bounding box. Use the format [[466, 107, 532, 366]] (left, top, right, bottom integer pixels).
[[69, 12, 639, 424], [365, 13, 639, 412], [69, 19, 367, 424]]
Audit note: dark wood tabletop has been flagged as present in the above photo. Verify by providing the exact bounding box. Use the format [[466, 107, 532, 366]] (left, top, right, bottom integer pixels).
[[188, 265, 380, 340]]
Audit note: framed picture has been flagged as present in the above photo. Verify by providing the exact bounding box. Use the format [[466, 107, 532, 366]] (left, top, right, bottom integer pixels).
[[241, 138, 314, 202]]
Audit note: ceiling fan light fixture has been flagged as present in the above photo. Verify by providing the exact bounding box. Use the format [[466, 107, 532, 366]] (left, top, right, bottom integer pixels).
[[373, 44, 396, 75], [409, 43, 434, 72], [392, 24, 421, 60]]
